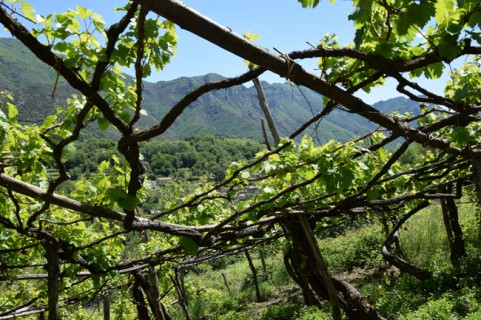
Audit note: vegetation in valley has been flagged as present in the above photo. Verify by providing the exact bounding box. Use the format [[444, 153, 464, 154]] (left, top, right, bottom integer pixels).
[[63, 136, 264, 181]]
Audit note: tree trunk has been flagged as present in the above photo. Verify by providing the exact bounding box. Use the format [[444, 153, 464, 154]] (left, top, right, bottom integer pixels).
[[298, 215, 342, 319], [44, 242, 60, 320], [171, 274, 190, 320], [132, 275, 150, 320], [245, 250, 261, 302], [134, 270, 172, 320], [289, 215, 342, 320], [259, 248, 268, 280], [283, 215, 385, 320], [148, 266, 171, 320], [284, 248, 320, 307], [139, 231, 172, 320], [103, 293, 110, 320], [440, 185, 467, 265], [332, 277, 384, 320], [381, 202, 430, 280]]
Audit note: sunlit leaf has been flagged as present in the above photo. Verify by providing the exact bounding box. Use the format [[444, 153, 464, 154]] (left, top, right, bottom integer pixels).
[[20, 2, 35, 21], [297, 0, 320, 8]]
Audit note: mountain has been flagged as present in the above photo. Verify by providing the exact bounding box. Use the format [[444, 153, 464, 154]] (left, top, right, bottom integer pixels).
[[0, 38, 418, 142]]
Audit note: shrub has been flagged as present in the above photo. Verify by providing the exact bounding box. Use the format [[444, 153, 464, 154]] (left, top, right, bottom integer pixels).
[[298, 306, 333, 320], [464, 309, 481, 320], [400, 295, 456, 320], [319, 224, 384, 272], [368, 279, 425, 317], [218, 310, 251, 320], [259, 304, 301, 320]]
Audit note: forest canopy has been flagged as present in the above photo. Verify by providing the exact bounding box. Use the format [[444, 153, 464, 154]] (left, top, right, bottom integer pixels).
[[0, 0, 481, 319]]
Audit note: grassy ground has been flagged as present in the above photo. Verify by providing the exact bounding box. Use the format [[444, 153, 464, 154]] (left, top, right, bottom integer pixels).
[[175, 199, 481, 319]]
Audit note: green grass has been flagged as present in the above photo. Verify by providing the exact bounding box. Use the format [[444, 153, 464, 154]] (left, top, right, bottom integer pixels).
[[170, 199, 481, 319], [171, 249, 294, 319], [399, 202, 451, 267], [368, 200, 481, 319], [318, 223, 384, 272]]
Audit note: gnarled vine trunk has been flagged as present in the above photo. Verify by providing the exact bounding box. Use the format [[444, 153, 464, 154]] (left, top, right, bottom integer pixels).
[[440, 185, 467, 265], [44, 242, 60, 320], [381, 201, 430, 280], [131, 274, 150, 320], [283, 215, 385, 320], [134, 270, 172, 320]]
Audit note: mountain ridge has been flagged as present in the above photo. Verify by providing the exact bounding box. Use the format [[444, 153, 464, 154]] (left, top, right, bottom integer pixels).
[[0, 38, 418, 142]]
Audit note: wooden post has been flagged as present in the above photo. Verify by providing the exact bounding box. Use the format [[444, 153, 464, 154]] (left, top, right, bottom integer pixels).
[[440, 184, 467, 265], [245, 250, 261, 302], [141, 231, 172, 320], [260, 119, 272, 151], [177, 269, 187, 306], [44, 242, 60, 320], [297, 215, 342, 320], [171, 274, 190, 320], [221, 272, 231, 294], [103, 293, 110, 320], [132, 277, 150, 320], [252, 78, 280, 145], [259, 248, 268, 280]]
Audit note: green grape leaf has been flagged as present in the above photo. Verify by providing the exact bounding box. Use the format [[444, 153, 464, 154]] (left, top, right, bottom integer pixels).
[[410, 2, 435, 29], [53, 42, 68, 52], [435, 0, 455, 24], [437, 35, 461, 60], [468, 11, 481, 28], [98, 117, 110, 131], [20, 2, 35, 21], [298, 0, 320, 8], [354, 27, 366, 48], [41, 114, 57, 128], [7, 102, 18, 119], [119, 195, 139, 211], [179, 237, 199, 255], [424, 62, 444, 79], [243, 31, 260, 42], [339, 166, 355, 190], [396, 14, 413, 37], [91, 274, 101, 288], [75, 6, 93, 19], [450, 125, 472, 146]]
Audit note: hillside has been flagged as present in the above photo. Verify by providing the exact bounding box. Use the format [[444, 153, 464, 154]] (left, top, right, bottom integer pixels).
[[0, 38, 418, 142]]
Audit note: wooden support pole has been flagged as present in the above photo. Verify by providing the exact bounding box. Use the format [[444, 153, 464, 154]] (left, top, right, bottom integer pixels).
[[245, 250, 261, 302]]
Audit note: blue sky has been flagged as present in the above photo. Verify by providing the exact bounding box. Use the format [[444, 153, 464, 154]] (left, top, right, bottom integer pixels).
[[1, 1, 445, 103], [163, 0, 355, 83], [0, 1, 354, 78]]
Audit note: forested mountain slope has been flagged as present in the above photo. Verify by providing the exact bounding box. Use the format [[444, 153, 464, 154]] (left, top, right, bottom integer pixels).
[[0, 38, 418, 142]]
